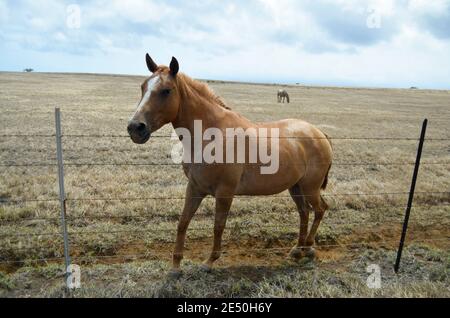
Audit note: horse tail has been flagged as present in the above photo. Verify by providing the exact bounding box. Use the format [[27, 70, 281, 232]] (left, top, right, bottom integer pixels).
[[323, 132, 332, 149], [321, 132, 332, 190], [321, 163, 331, 190], [286, 93, 290, 103]]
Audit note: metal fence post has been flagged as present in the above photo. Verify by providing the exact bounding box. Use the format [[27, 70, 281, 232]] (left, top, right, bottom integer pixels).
[[55, 108, 71, 278], [394, 118, 427, 273]]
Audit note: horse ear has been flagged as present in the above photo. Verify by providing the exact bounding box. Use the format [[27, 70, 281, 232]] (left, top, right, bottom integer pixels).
[[169, 57, 179, 76], [146, 53, 158, 73]]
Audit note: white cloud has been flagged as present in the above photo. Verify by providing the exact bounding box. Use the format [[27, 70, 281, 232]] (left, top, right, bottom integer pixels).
[[408, 0, 449, 15], [0, 0, 9, 24], [108, 0, 179, 23]]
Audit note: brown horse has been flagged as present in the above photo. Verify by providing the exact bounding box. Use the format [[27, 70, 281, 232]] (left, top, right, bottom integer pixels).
[[127, 54, 333, 276], [277, 89, 290, 103]]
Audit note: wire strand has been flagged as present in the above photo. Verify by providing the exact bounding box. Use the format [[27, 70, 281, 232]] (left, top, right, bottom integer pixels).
[[63, 191, 449, 202], [1, 203, 449, 224], [2, 161, 449, 168], [1, 191, 448, 205], [3, 217, 450, 239], [0, 237, 448, 265], [1, 133, 450, 141]]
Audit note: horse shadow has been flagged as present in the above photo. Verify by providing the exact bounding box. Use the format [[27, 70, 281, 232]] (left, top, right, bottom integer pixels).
[[154, 259, 317, 297]]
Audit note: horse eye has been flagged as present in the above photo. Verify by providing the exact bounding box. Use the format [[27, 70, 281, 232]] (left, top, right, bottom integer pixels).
[[161, 89, 171, 97]]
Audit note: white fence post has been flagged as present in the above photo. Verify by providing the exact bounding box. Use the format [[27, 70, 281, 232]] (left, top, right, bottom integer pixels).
[[55, 108, 71, 279]]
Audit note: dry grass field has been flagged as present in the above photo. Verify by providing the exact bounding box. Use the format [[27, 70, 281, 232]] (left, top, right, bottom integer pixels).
[[0, 72, 449, 297]]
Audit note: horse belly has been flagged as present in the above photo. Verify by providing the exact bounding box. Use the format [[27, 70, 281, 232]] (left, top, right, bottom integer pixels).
[[236, 162, 303, 195]]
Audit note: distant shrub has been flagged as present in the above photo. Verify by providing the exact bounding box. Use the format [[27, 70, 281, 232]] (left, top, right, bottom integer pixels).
[[23, 68, 34, 73]]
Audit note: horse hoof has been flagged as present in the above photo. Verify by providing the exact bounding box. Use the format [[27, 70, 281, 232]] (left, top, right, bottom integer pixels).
[[168, 269, 183, 279], [199, 263, 213, 273], [304, 247, 316, 259], [289, 247, 315, 260], [289, 247, 304, 260]]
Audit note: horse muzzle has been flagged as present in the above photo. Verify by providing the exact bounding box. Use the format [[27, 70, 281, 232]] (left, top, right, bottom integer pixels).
[[127, 120, 151, 144]]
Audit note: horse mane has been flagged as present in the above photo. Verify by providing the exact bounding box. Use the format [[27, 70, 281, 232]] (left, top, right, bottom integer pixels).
[[177, 73, 231, 110]]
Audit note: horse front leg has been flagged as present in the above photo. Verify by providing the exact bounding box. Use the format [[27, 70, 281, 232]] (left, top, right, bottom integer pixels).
[[171, 182, 205, 276], [202, 195, 233, 271]]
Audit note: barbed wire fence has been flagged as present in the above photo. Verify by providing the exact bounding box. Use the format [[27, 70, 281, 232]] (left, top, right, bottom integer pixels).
[[0, 109, 449, 286]]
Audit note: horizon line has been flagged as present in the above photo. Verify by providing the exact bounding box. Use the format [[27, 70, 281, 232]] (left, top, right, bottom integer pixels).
[[0, 70, 448, 92]]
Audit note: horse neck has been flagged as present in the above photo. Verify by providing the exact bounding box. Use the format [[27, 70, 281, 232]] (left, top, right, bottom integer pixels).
[[171, 75, 224, 133]]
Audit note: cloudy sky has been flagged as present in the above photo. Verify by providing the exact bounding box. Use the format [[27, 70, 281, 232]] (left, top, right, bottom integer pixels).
[[1, 0, 449, 88]]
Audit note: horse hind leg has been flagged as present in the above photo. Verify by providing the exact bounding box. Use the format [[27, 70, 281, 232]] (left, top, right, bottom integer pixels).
[[305, 191, 328, 252], [288, 184, 312, 260]]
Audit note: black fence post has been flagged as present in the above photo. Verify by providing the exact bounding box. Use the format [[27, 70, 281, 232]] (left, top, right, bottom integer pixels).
[[394, 119, 428, 273]]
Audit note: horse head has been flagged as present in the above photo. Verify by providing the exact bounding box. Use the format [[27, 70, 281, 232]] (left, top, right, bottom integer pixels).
[[127, 54, 181, 144]]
